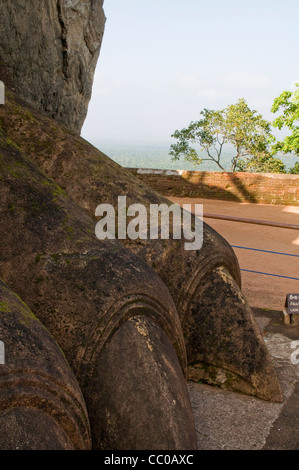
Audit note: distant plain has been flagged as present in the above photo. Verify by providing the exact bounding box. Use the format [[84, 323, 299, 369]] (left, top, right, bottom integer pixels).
[[95, 140, 298, 172]]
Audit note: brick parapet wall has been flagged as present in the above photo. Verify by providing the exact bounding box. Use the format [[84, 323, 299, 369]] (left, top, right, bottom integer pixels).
[[127, 168, 299, 206]]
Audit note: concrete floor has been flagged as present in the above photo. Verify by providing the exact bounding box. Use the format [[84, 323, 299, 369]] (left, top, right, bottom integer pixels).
[[188, 309, 299, 450], [167, 197, 299, 450]]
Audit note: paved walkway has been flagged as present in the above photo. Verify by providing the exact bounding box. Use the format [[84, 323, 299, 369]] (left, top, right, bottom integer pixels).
[[167, 197, 299, 450], [188, 308, 299, 450], [168, 197, 299, 312]]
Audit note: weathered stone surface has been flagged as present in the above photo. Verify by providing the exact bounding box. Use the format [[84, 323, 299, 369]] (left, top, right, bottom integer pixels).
[[186, 267, 282, 401], [0, 91, 283, 403], [0, 0, 105, 134], [0, 279, 91, 450], [88, 315, 197, 450], [0, 121, 197, 449]]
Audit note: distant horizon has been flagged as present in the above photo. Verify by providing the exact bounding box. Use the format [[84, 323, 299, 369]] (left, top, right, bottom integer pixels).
[[93, 139, 298, 173]]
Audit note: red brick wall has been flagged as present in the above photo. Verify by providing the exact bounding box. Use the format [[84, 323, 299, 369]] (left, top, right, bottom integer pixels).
[[128, 169, 299, 205]]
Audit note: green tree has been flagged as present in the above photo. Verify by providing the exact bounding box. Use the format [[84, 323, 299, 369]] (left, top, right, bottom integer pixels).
[[271, 82, 299, 157], [237, 154, 286, 173], [289, 161, 299, 174], [170, 98, 285, 172]]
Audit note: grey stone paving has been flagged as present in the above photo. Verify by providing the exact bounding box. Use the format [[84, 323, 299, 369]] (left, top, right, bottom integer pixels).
[[188, 311, 299, 450]]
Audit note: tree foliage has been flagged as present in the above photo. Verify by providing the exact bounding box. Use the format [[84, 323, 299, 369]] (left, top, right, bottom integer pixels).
[[289, 161, 299, 174], [237, 154, 286, 173], [170, 99, 284, 173], [271, 82, 299, 157]]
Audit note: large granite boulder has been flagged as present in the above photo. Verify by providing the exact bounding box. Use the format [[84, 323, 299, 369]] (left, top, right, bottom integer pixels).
[[0, 0, 105, 134], [0, 119, 197, 449]]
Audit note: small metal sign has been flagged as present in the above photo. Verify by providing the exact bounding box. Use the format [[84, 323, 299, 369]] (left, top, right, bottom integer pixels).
[[285, 294, 299, 315]]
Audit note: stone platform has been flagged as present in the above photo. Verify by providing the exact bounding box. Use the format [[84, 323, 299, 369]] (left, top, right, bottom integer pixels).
[[189, 308, 299, 450]]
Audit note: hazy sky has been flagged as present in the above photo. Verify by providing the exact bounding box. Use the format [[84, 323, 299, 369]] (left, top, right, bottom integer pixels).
[[81, 0, 299, 145]]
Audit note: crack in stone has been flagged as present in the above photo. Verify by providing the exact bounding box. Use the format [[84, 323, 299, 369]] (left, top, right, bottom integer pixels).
[[57, 0, 69, 80]]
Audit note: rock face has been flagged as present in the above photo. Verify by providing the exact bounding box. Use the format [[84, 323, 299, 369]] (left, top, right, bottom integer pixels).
[[0, 0, 105, 134]]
